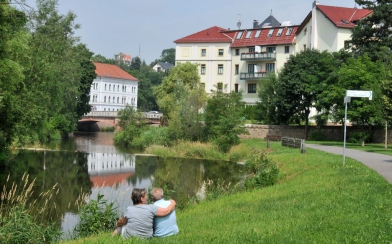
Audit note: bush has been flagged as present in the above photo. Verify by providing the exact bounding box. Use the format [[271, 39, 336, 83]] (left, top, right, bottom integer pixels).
[[73, 193, 118, 238], [244, 150, 279, 189], [308, 130, 328, 141], [131, 127, 170, 149], [348, 131, 371, 143]]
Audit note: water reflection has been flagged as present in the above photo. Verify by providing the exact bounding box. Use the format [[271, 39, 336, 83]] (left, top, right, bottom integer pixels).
[[1, 132, 244, 238]]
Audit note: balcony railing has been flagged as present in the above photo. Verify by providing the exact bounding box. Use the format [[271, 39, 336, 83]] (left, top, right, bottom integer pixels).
[[240, 72, 270, 80], [241, 52, 276, 61]]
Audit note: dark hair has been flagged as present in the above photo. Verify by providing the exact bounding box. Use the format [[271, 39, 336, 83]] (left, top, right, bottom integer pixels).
[[131, 188, 146, 205]]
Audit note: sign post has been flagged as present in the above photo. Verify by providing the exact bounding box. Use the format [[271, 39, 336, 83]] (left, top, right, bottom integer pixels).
[[343, 90, 372, 166]]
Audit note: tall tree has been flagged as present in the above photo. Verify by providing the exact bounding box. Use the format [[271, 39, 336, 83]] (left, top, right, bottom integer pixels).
[[130, 56, 141, 71], [270, 49, 338, 137], [352, 0, 392, 60], [159, 48, 175, 64]]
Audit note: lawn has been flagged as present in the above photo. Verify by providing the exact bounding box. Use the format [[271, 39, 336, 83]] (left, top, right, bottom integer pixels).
[[63, 141, 392, 243]]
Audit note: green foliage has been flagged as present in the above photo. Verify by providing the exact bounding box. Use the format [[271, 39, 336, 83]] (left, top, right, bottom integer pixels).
[[308, 130, 328, 141], [114, 105, 147, 147], [205, 90, 248, 152], [130, 56, 141, 71], [0, 174, 62, 243], [74, 193, 118, 238], [131, 126, 170, 149], [100, 126, 115, 132], [157, 48, 175, 65], [244, 150, 279, 188], [348, 131, 371, 143]]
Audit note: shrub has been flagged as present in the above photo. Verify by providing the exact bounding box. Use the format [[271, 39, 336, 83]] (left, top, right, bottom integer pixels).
[[73, 193, 118, 238], [244, 150, 279, 188], [348, 131, 371, 143], [309, 130, 327, 141], [131, 127, 170, 149]]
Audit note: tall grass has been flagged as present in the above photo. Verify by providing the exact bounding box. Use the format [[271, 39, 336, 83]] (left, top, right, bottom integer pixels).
[[0, 174, 62, 243]]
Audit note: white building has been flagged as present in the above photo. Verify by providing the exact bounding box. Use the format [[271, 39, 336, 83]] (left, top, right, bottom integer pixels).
[[90, 62, 139, 111]]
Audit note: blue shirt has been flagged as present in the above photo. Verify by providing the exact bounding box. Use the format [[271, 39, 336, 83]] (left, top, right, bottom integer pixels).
[[153, 199, 179, 237]]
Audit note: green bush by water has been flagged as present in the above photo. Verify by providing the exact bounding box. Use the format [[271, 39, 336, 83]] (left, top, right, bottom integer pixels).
[[244, 149, 279, 188]]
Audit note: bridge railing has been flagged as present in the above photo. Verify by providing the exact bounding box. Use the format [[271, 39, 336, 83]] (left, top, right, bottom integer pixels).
[[84, 111, 163, 119]]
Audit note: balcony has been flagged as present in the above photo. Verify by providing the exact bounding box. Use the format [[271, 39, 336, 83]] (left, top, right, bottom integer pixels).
[[240, 72, 270, 80], [241, 52, 276, 61]]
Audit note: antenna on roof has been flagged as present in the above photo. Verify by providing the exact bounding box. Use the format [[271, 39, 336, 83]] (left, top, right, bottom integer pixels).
[[270, 9, 273, 16], [237, 14, 242, 29]]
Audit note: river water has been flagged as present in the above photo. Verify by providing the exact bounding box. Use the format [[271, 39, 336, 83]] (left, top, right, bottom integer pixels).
[[2, 132, 244, 238]]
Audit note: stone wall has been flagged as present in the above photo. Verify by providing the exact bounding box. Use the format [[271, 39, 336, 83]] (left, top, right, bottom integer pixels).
[[241, 124, 392, 143]]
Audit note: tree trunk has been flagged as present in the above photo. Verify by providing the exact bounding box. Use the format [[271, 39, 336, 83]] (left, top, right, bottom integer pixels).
[[361, 122, 365, 147]]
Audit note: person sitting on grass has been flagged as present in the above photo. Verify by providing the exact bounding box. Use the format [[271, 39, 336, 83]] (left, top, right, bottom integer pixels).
[[113, 188, 176, 239], [151, 188, 179, 237]]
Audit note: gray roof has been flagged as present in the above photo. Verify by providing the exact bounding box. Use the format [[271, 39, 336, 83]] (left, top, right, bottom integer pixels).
[[258, 14, 281, 28], [157, 62, 174, 70]]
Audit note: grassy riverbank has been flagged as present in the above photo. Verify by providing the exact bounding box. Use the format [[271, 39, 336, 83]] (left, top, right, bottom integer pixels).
[[63, 141, 392, 243]]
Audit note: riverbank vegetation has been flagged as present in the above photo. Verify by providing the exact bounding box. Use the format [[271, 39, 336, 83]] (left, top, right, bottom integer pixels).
[[62, 143, 392, 243]]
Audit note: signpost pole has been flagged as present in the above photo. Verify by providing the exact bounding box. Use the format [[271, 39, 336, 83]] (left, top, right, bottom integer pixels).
[[343, 97, 348, 166]]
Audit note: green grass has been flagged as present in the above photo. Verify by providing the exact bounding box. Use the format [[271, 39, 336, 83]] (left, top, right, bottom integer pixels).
[[307, 140, 392, 156], [63, 142, 392, 243]]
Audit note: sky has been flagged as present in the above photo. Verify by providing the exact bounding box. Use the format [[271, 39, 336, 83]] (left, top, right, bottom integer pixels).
[[23, 0, 360, 64]]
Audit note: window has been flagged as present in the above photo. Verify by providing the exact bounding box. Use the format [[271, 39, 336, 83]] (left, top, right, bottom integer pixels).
[[117, 97, 119, 103], [217, 82, 223, 93], [304, 28, 307, 35], [285, 46, 290, 53], [286, 27, 293, 36], [248, 64, 255, 73], [109, 84, 111, 91], [236, 31, 243, 39], [234, 84, 239, 93], [157, 67, 161, 72], [104, 96, 106, 102], [117, 85, 119, 91], [201, 49, 206, 56], [218, 49, 224, 56], [276, 28, 284, 36], [255, 30, 261, 38], [201, 64, 206, 74], [249, 47, 255, 53], [248, 83, 257, 93], [218, 64, 223, 74], [303, 44, 307, 51], [235, 64, 239, 74], [235, 49, 240, 55], [105, 84, 107, 91], [266, 47, 276, 53], [109, 96, 111, 103], [268, 29, 274, 37], [266, 63, 275, 72], [245, 30, 252, 38]]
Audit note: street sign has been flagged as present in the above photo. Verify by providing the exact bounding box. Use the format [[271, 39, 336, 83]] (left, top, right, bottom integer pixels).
[[346, 90, 372, 100]]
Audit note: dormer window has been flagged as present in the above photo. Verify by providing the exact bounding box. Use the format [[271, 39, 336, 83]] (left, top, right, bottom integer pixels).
[[276, 28, 284, 37], [304, 28, 307, 35], [236, 31, 243, 39], [255, 30, 261, 38], [286, 27, 293, 36], [268, 29, 274, 37], [245, 31, 252, 39]]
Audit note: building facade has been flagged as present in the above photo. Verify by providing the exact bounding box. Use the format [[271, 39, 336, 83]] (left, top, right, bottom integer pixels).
[[90, 62, 139, 112]]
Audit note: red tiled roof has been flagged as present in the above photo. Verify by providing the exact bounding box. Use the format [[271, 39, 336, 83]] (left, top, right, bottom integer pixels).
[[228, 26, 298, 47], [94, 62, 138, 81], [317, 5, 373, 28], [174, 26, 235, 43], [90, 172, 135, 188], [121, 53, 131, 62]]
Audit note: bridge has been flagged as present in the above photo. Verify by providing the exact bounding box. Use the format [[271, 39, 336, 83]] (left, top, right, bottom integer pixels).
[[78, 111, 163, 132]]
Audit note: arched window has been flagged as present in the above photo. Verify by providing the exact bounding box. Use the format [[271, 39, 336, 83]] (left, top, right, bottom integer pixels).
[[104, 96, 106, 102], [109, 84, 111, 91], [117, 97, 119, 103], [109, 96, 111, 103]]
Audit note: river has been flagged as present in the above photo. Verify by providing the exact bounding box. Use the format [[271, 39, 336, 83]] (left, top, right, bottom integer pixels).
[[1, 132, 245, 238]]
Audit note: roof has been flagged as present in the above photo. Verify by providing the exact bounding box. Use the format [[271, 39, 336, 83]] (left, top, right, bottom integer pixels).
[[156, 62, 174, 70], [94, 62, 138, 81], [317, 5, 373, 28], [174, 26, 235, 43], [258, 14, 281, 28], [90, 172, 135, 188], [227, 26, 298, 48]]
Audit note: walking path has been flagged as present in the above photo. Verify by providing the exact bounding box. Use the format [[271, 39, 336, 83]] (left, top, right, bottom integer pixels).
[[307, 144, 392, 184]]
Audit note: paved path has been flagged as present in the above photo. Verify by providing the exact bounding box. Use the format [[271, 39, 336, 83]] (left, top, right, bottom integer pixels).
[[307, 144, 392, 184]]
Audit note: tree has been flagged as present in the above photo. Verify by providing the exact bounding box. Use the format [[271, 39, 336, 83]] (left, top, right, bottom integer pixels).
[[257, 73, 279, 124], [130, 56, 141, 71], [352, 0, 392, 60], [269, 49, 338, 137], [159, 48, 175, 64], [153, 62, 200, 117], [204, 89, 248, 152]]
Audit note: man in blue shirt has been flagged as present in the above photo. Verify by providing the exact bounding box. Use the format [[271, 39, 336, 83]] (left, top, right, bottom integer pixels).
[[151, 188, 179, 237]]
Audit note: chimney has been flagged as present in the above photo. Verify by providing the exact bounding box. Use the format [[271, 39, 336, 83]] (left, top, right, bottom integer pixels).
[[312, 1, 319, 8], [253, 20, 259, 29]]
